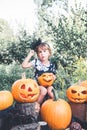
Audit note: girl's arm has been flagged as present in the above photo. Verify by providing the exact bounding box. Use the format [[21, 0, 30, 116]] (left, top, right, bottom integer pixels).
[[22, 50, 35, 68]]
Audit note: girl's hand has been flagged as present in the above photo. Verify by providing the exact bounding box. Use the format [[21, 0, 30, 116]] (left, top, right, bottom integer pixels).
[[22, 50, 35, 68], [29, 50, 35, 57]]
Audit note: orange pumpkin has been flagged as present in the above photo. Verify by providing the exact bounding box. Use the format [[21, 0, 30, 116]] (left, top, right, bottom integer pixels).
[[0, 90, 13, 110], [40, 98, 72, 129], [38, 73, 54, 87], [11, 78, 40, 103], [66, 85, 87, 103]]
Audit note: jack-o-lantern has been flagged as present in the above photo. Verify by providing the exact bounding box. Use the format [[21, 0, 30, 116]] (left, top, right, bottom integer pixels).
[[0, 90, 13, 110], [11, 78, 40, 103], [66, 85, 87, 103], [38, 73, 54, 87]]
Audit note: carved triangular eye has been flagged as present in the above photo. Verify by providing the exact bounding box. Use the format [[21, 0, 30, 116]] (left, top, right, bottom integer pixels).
[[42, 74, 46, 77], [71, 89, 77, 93], [81, 90, 87, 94], [21, 84, 25, 89]]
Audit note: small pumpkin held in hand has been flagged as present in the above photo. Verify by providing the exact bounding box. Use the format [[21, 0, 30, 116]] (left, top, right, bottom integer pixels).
[[40, 89, 72, 130], [38, 73, 55, 87], [66, 85, 87, 103], [0, 90, 13, 110], [11, 78, 40, 103]]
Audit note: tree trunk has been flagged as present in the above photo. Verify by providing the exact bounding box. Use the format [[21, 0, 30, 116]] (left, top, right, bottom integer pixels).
[[15, 102, 40, 122]]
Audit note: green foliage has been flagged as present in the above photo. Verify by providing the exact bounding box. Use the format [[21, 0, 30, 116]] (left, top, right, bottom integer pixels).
[[47, 16, 87, 66], [0, 18, 15, 49], [0, 29, 37, 64], [0, 61, 34, 91], [79, 10, 87, 33], [53, 62, 71, 99], [53, 57, 87, 99], [9, 30, 32, 64], [71, 57, 87, 83]]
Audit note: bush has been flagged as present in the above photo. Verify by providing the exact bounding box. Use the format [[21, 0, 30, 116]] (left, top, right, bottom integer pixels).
[[54, 57, 87, 99], [0, 61, 34, 90]]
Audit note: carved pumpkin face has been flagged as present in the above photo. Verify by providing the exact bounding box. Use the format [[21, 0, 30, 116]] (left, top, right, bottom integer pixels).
[[66, 85, 87, 103], [12, 78, 40, 103], [38, 73, 54, 87]]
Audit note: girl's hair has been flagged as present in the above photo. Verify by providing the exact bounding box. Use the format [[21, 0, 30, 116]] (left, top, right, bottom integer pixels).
[[35, 42, 52, 55]]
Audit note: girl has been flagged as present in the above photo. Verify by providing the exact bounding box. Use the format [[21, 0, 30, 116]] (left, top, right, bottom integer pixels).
[[22, 39, 56, 104]]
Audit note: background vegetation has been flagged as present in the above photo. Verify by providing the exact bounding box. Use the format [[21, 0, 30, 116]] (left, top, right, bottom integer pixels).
[[0, 0, 87, 100]]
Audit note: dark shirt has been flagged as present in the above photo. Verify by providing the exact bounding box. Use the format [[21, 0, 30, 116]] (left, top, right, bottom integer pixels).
[[31, 59, 56, 80]]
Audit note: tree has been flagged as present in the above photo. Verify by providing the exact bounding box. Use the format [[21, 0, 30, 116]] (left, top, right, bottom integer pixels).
[[0, 18, 15, 49], [0, 18, 17, 64]]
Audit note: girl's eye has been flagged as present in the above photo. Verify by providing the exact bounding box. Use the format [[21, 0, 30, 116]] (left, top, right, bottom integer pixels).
[[38, 49, 48, 53], [38, 50, 41, 53]]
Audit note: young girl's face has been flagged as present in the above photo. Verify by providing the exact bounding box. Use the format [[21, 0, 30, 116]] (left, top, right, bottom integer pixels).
[[37, 47, 50, 61]]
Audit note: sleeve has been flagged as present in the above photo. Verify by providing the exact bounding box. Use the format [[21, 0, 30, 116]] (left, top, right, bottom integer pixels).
[[31, 59, 36, 67]]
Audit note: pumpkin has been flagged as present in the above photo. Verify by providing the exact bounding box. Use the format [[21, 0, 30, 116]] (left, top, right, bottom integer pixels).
[[40, 89, 72, 129], [0, 90, 13, 110], [79, 80, 87, 89], [38, 73, 54, 87], [66, 85, 87, 103], [11, 78, 40, 103]]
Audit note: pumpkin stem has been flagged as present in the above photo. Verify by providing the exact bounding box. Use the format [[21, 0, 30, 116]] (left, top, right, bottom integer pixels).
[[22, 72, 26, 79], [52, 88, 59, 101]]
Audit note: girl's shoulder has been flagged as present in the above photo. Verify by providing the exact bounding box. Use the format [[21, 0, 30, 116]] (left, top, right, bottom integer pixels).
[[35, 59, 41, 64], [32, 59, 41, 66]]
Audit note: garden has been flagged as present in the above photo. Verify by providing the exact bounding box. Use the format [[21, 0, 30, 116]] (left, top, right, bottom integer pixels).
[[0, 0, 87, 129]]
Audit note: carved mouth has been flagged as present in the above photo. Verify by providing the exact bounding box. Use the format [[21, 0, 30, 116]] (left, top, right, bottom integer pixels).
[[72, 97, 86, 102], [20, 93, 37, 98], [43, 79, 52, 82]]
